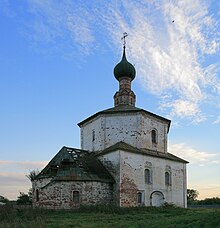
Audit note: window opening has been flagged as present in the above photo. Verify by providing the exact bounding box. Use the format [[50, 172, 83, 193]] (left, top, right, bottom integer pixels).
[[36, 189, 39, 202], [151, 130, 157, 144], [137, 192, 142, 204], [165, 172, 171, 186], [73, 191, 80, 203], [92, 130, 95, 142], [145, 169, 151, 184]]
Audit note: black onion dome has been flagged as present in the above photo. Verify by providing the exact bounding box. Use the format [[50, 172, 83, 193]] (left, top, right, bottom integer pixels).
[[114, 47, 136, 81]]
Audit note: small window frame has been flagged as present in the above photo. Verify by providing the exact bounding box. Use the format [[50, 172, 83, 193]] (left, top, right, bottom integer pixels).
[[145, 168, 152, 184], [36, 189, 39, 202], [151, 129, 157, 144], [137, 192, 142, 204], [73, 191, 80, 204], [92, 130, 95, 142], [165, 171, 171, 186], [137, 191, 144, 205]]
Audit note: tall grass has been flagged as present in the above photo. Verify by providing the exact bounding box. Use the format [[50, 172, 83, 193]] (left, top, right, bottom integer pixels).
[[0, 203, 220, 227], [0, 204, 47, 227], [77, 202, 181, 214]]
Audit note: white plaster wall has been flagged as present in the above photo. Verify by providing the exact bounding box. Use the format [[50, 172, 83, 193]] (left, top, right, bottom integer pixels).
[[104, 113, 142, 149], [80, 112, 168, 153], [81, 116, 105, 151], [98, 150, 186, 208], [141, 114, 168, 152], [120, 151, 187, 208]]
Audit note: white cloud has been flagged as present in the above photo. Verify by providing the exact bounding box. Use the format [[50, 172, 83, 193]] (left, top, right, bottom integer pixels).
[[211, 160, 220, 164], [0, 172, 31, 200], [3, 0, 220, 122], [0, 160, 47, 200], [25, 0, 95, 55], [160, 100, 205, 121], [0, 160, 47, 170], [213, 116, 220, 124], [93, 0, 220, 123], [0, 172, 29, 184], [169, 143, 219, 164]]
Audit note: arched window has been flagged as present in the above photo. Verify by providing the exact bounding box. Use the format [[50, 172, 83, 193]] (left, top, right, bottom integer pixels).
[[137, 192, 142, 204], [73, 191, 80, 203], [151, 130, 157, 144], [145, 169, 152, 184], [165, 172, 171, 186], [36, 189, 39, 202]]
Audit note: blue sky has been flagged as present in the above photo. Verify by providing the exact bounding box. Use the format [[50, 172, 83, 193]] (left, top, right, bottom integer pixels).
[[0, 0, 220, 200]]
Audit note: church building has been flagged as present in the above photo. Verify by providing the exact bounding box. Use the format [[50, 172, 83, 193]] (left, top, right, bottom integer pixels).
[[32, 41, 188, 209]]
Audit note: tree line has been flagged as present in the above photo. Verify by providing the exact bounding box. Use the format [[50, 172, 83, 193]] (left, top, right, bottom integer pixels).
[[187, 189, 220, 205]]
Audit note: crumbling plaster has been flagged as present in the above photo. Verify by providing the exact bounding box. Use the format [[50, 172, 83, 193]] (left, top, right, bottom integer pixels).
[[98, 150, 187, 208], [33, 180, 113, 209], [81, 112, 168, 153]]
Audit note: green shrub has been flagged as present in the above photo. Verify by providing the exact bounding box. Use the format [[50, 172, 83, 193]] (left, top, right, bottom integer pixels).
[[0, 204, 16, 221]]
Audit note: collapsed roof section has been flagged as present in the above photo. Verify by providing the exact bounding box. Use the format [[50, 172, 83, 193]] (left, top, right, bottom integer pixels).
[[36, 146, 114, 183]]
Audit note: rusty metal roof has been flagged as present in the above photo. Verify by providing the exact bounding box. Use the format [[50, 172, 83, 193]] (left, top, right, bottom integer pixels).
[[96, 141, 188, 164], [36, 146, 114, 183], [78, 105, 171, 133]]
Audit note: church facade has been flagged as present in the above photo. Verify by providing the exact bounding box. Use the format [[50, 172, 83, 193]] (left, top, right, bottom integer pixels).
[[32, 45, 188, 209]]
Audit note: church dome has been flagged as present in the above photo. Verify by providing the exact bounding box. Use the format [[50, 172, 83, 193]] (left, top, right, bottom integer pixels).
[[114, 47, 136, 81]]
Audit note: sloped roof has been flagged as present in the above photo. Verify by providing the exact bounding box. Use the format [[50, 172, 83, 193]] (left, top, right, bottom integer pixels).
[[36, 146, 114, 183], [78, 105, 171, 132], [96, 141, 188, 164]]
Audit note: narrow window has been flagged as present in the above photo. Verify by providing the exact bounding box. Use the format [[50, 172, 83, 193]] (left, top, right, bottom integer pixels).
[[36, 189, 39, 202], [92, 130, 95, 142], [73, 191, 79, 203], [145, 169, 151, 184], [151, 130, 157, 144], [165, 172, 171, 186], [137, 192, 142, 204]]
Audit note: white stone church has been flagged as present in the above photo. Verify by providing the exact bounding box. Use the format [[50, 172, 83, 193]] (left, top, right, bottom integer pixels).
[[32, 44, 188, 209]]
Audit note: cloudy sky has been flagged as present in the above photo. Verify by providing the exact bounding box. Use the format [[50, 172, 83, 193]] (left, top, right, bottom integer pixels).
[[0, 0, 220, 200]]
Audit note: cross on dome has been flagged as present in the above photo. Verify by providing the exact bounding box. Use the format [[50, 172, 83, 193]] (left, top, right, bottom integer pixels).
[[121, 32, 128, 48], [113, 33, 136, 107]]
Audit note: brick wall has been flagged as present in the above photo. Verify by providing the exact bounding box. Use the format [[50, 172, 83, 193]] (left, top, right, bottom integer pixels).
[[32, 180, 113, 209]]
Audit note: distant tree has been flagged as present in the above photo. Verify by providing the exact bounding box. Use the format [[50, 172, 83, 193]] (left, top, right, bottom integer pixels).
[[0, 195, 9, 203], [26, 170, 40, 182], [16, 192, 32, 205], [187, 189, 199, 204], [197, 197, 220, 205]]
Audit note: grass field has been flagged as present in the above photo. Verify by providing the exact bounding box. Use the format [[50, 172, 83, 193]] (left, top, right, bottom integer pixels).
[[1, 204, 220, 227]]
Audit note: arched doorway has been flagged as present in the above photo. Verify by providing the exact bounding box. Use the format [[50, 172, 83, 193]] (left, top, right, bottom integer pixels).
[[150, 191, 164, 207]]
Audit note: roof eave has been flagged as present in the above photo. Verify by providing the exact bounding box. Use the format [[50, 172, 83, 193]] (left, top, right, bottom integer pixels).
[[78, 107, 171, 129], [96, 142, 188, 164]]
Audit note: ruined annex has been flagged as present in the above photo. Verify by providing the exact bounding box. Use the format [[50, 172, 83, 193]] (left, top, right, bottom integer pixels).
[[32, 43, 188, 209]]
